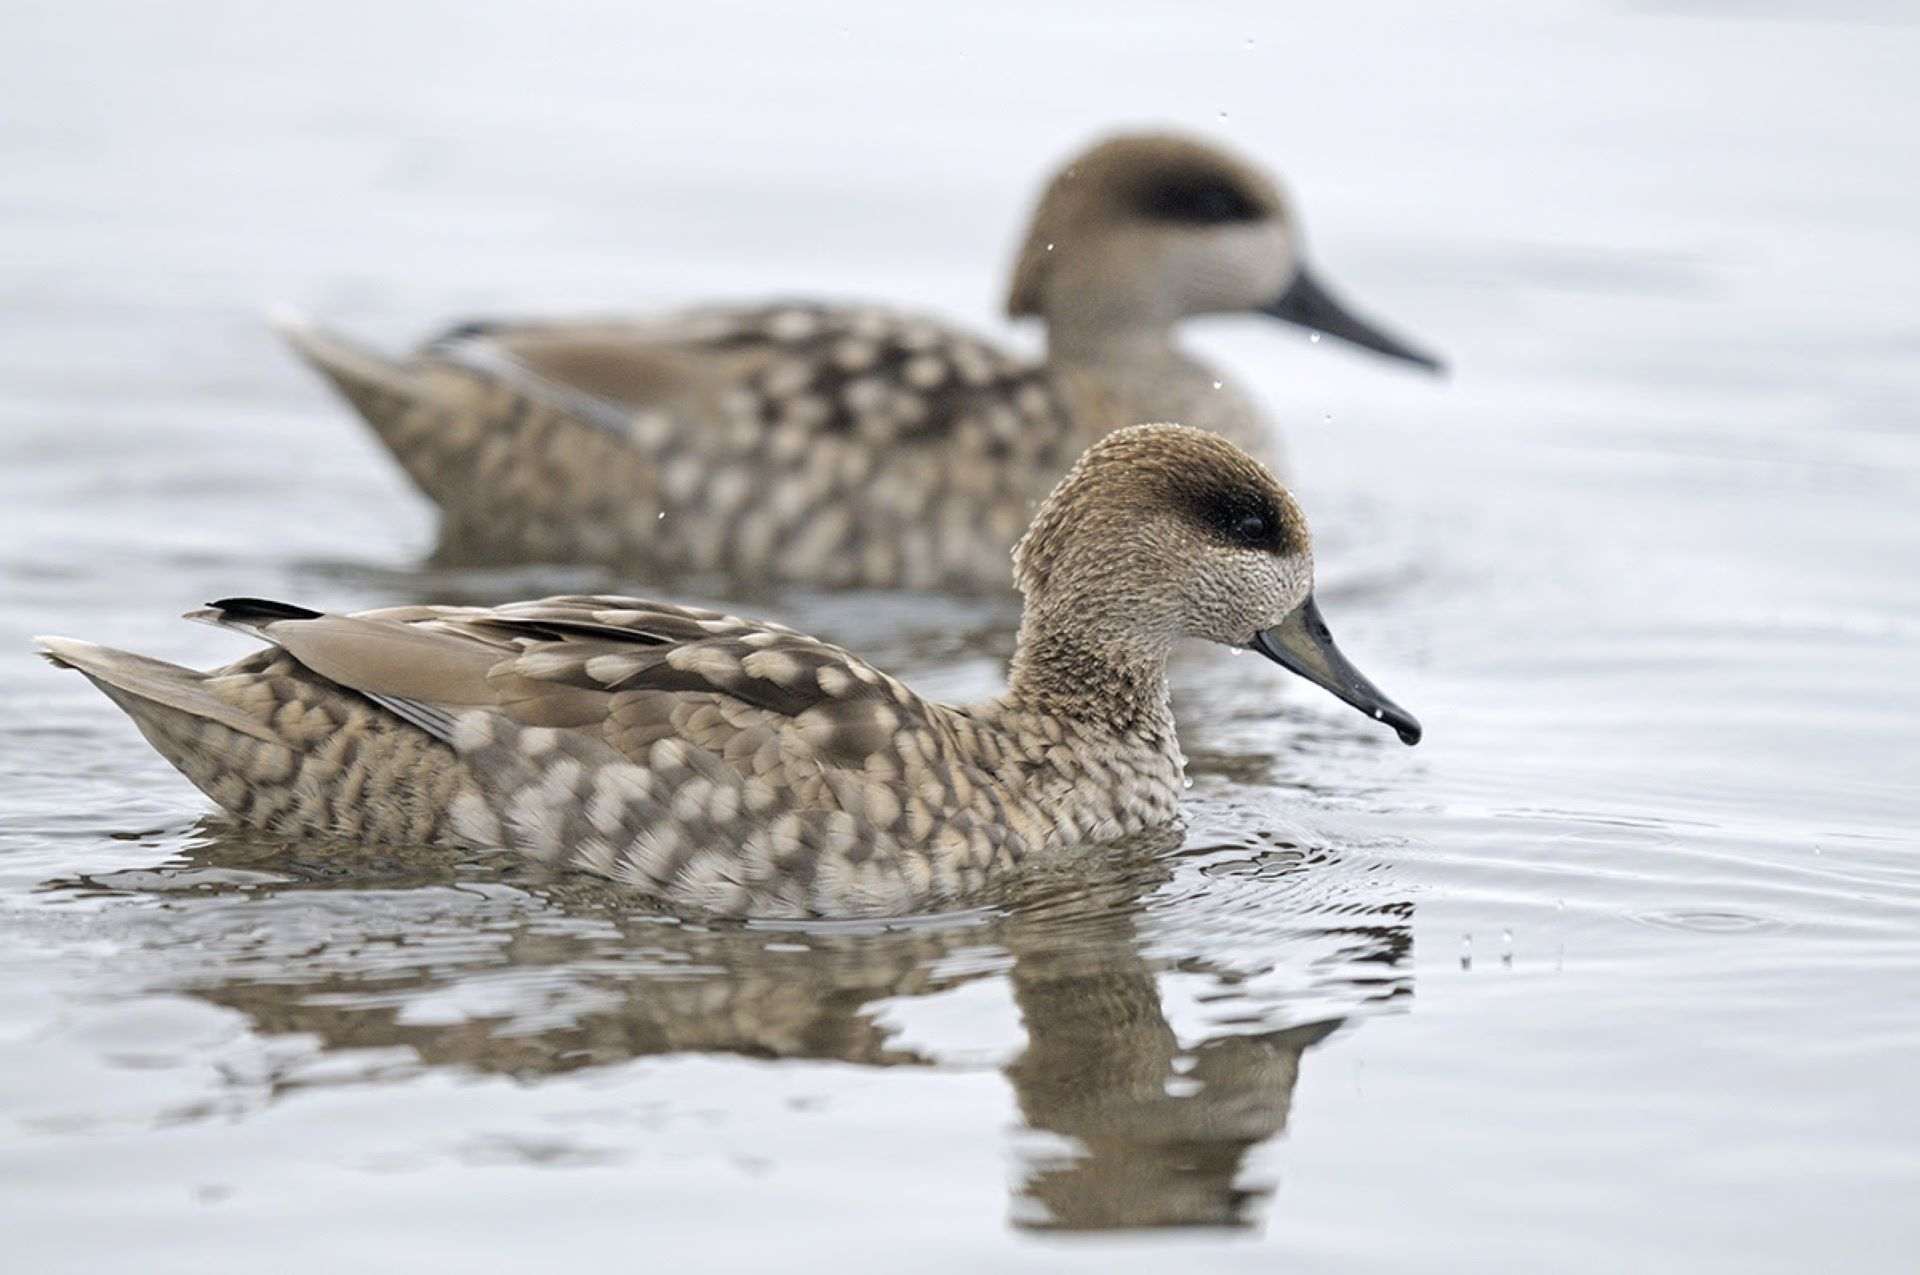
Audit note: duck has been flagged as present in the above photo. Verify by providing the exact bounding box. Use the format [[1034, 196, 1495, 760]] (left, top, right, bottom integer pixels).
[[277, 131, 1443, 591], [38, 425, 1420, 919]]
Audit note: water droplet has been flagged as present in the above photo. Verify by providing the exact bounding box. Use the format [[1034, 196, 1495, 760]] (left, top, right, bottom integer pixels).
[[1044, 242, 1054, 252], [1309, 333, 1321, 344], [656, 511, 666, 520], [1459, 933, 1473, 970], [1322, 412, 1333, 424], [1501, 928, 1514, 967], [1217, 110, 1229, 121], [1211, 380, 1222, 390], [1243, 37, 1256, 49]]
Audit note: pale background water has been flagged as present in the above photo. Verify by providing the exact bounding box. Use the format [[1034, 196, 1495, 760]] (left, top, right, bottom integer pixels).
[[2, 2, 1917, 1271]]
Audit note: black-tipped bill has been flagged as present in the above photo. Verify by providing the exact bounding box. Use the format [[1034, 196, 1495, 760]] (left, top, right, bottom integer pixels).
[[1251, 596, 1422, 745], [1260, 265, 1445, 374]]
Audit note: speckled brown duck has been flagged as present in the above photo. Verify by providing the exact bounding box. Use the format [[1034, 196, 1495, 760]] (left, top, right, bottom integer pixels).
[[276, 132, 1443, 590], [39, 426, 1419, 919]]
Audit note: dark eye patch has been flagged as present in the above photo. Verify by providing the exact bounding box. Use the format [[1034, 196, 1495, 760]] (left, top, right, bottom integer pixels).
[[1136, 170, 1267, 224], [1188, 483, 1293, 553]]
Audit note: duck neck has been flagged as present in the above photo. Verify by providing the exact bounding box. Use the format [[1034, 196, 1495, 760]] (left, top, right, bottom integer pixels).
[[1043, 307, 1183, 368], [1041, 313, 1265, 460], [1003, 606, 1177, 742]]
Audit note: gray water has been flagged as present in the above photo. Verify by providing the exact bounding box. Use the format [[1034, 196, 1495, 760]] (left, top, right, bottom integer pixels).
[[3, 2, 1917, 1271]]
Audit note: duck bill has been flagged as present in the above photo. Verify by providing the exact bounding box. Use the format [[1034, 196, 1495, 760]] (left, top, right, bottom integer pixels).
[[1260, 265, 1445, 374], [1251, 596, 1422, 745]]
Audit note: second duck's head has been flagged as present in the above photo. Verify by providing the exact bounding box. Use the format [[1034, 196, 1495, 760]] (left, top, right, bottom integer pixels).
[[1012, 423, 1420, 745], [1007, 131, 1443, 374]]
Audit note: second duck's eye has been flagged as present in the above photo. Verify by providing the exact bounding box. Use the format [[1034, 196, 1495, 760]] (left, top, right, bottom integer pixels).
[[1233, 511, 1271, 544], [1137, 174, 1265, 224]]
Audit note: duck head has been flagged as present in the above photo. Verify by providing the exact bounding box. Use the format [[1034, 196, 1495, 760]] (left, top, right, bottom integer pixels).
[[1011, 423, 1421, 745], [1007, 131, 1443, 373]]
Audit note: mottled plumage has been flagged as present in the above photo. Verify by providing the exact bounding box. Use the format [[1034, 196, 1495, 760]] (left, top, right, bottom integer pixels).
[[279, 132, 1442, 589], [41, 426, 1420, 918]]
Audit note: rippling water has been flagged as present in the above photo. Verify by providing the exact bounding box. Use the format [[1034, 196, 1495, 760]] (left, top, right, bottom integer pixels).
[[3, 2, 1917, 1271]]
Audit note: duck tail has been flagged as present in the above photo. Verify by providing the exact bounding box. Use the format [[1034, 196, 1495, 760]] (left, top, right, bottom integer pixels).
[[270, 308, 504, 510], [37, 635, 284, 750], [38, 630, 480, 845], [269, 310, 654, 564]]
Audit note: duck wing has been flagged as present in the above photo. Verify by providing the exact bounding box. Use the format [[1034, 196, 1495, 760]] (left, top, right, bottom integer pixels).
[[430, 302, 1051, 448], [191, 592, 911, 744]]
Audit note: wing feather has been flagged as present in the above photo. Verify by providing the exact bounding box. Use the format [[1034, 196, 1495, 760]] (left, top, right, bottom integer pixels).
[[194, 597, 914, 759]]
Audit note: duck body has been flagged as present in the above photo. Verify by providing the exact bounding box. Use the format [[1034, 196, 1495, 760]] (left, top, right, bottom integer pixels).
[[42, 594, 1183, 917], [42, 426, 1420, 919], [286, 300, 1267, 591], [282, 132, 1441, 590]]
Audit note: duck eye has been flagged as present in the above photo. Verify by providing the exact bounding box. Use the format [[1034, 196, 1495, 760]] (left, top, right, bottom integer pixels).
[[1137, 173, 1265, 224], [1233, 511, 1270, 543]]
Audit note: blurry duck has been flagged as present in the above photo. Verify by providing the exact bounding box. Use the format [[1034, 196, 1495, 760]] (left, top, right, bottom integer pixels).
[[277, 132, 1443, 590], [39, 425, 1419, 918]]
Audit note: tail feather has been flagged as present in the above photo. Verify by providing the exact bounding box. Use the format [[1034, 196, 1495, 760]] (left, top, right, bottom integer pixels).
[[38, 631, 474, 846], [272, 310, 658, 563], [272, 310, 422, 408], [271, 310, 479, 505], [36, 636, 281, 745]]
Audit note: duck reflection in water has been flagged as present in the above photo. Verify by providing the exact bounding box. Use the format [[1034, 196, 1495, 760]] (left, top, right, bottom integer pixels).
[[1005, 946, 1343, 1231], [59, 818, 1411, 1232]]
